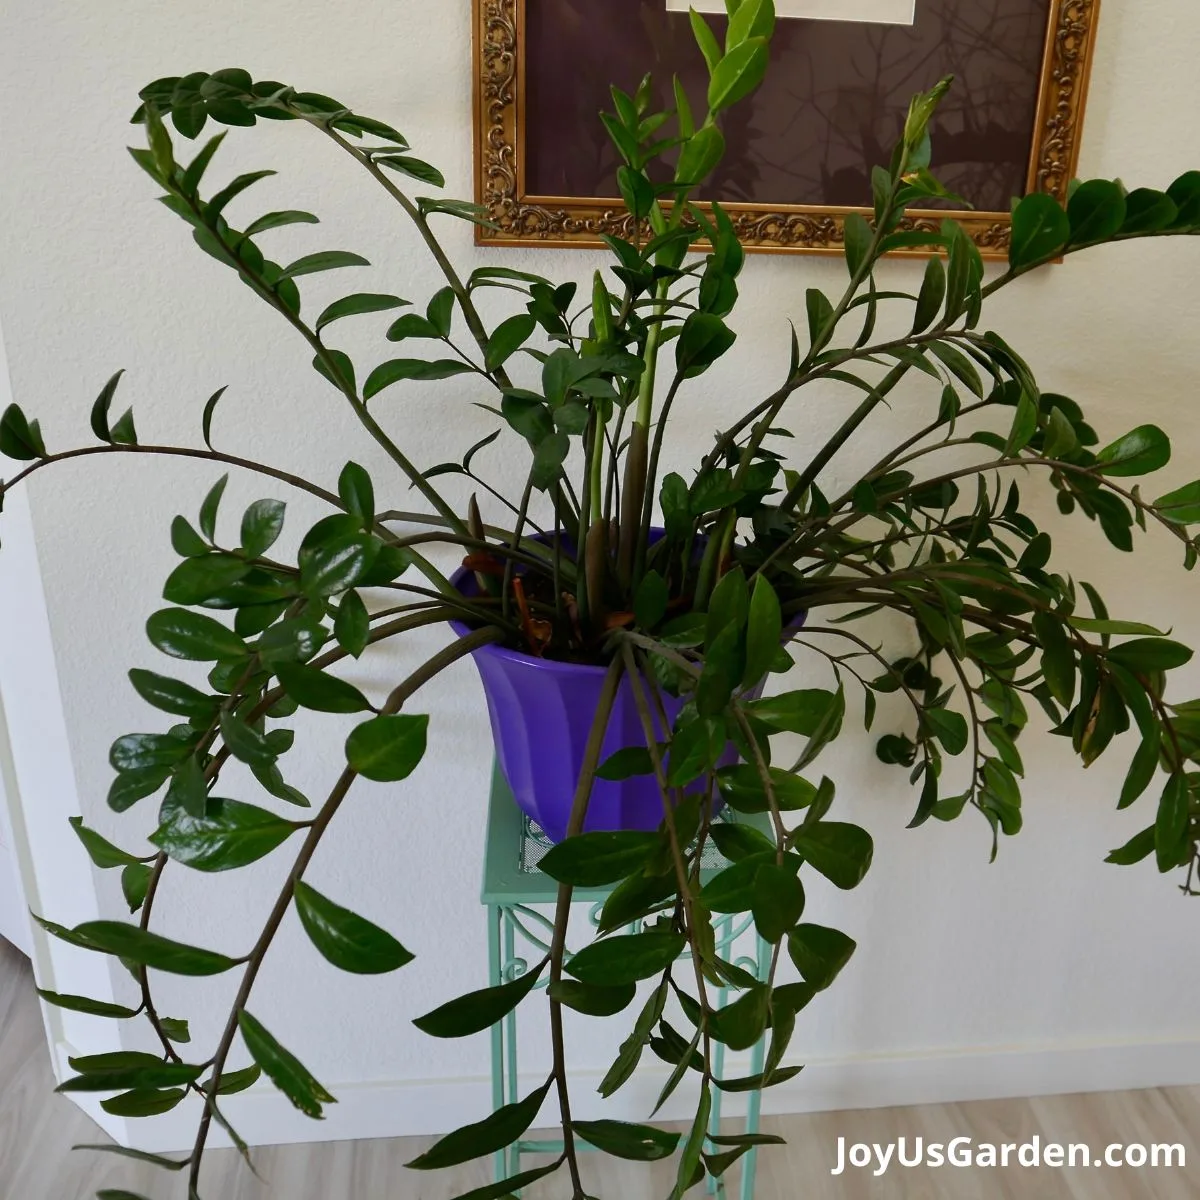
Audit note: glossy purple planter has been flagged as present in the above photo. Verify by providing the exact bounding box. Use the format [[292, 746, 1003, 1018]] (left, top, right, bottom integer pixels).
[[450, 541, 804, 843]]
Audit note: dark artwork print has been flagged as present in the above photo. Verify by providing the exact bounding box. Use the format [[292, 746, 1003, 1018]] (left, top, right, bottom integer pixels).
[[524, 0, 1050, 214]]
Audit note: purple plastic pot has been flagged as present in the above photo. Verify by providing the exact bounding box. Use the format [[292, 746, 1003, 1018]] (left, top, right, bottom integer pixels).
[[449, 534, 805, 843]]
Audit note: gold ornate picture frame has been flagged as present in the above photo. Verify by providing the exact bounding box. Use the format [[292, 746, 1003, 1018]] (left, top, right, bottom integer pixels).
[[472, 0, 1099, 259]]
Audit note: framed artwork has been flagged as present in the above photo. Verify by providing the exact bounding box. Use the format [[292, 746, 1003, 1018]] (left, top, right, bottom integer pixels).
[[471, 0, 1100, 258]]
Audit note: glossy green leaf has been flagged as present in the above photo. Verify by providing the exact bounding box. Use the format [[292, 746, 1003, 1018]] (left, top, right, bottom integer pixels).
[[300, 534, 377, 596], [376, 155, 445, 186], [121, 863, 149, 911], [790, 821, 874, 890], [1108, 638, 1193, 673], [36, 989, 140, 1019], [709, 985, 769, 1051], [162, 551, 250, 605], [548, 979, 637, 1016], [743, 575, 781, 688], [69, 816, 143, 870], [108, 765, 171, 813], [280, 250, 369, 278], [0, 403, 46, 460], [597, 747, 654, 783], [675, 124, 725, 188], [708, 37, 769, 113], [676, 312, 736, 378], [218, 711, 275, 765], [147, 607, 246, 662], [205, 1063, 262, 1095], [334, 590, 370, 658], [275, 663, 369, 713], [1154, 480, 1200, 525], [345, 713, 429, 781], [751, 862, 804, 943], [294, 881, 413, 974], [1067, 179, 1127, 244], [54, 920, 239, 975], [316, 292, 407, 332], [746, 689, 838, 736], [1154, 774, 1190, 872], [1105, 824, 1156, 866], [912, 257, 946, 333], [538, 830, 659, 887], [566, 930, 685, 984], [90, 370, 125, 443], [787, 923, 856, 990], [128, 668, 218, 718], [152, 797, 297, 871], [240, 498, 285, 557], [573, 1119, 680, 1161], [1009, 193, 1070, 267], [364, 358, 474, 398], [716, 765, 818, 813], [1095, 425, 1170, 477], [406, 1079, 553, 1169], [414, 961, 544, 1038], [239, 1010, 336, 1119], [100, 1087, 187, 1117], [243, 209, 319, 236]]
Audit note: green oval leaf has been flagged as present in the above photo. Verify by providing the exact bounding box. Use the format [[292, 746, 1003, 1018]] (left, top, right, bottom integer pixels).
[[69, 816, 142, 870], [1067, 178, 1127, 244], [1009, 193, 1070, 268], [294, 881, 413, 974], [240, 498, 286, 557], [345, 713, 429, 782], [243, 210, 320, 236], [548, 979, 637, 1017], [280, 250, 370, 278], [238, 1010, 336, 1119], [787, 923, 857, 990], [58, 920, 239, 975], [414, 961, 544, 1038], [1095, 425, 1170, 477], [375, 155, 445, 187], [147, 607, 247, 661], [572, 1119, 680, 1161], [128, 668, 218, 718], [100, 1087, 188, 1116], [36, 988, 140, 1019], [364, 358, 475, 398], [566, 930, 685, 985], [789, 821, 874, 890], [751, 863, 804, 944], [152, 798, 298, 872], [1108, 638, 1193, 673], [316, 292, 407, 332], [274, 663, 369, 714], [300, 534, 378, 597], [406, 1079, 552, 1170], [0, 402, 47, 460], [707, 37, 769, 114], [538, 831, 660, 888]]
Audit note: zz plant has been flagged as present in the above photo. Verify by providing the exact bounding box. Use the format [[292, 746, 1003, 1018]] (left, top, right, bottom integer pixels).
[[5, 4, 1200, 1198]]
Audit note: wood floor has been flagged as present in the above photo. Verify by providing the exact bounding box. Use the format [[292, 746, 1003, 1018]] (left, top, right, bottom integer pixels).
[[2, 937, 1196, 1199]]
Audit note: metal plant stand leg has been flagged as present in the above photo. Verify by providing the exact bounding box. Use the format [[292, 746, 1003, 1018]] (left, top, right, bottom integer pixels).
[[481, 766, 776, 1196], [487, 901, 508, 1186], [705, 914, 770, 1200]]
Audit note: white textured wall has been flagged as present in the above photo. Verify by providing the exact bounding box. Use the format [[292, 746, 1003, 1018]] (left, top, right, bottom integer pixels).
[[1, 0, 1200, 1149]]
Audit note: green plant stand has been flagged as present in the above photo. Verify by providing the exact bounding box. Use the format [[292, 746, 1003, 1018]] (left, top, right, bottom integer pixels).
[[481, 766, 772, 1199]]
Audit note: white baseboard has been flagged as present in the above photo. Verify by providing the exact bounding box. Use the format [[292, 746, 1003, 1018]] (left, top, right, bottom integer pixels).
[[66, 1035, 1200, 1155]]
